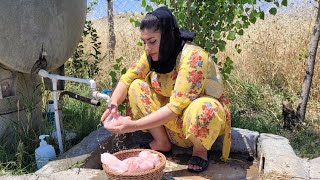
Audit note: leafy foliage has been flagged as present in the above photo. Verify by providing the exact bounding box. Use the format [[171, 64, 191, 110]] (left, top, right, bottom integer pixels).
[[108, 57, 127, 112], [139, 0, 287, 79], [65, 1, 102, 79]]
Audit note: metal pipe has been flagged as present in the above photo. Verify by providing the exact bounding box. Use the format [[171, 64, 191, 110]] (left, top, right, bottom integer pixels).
[[59, 91, 100, 106]]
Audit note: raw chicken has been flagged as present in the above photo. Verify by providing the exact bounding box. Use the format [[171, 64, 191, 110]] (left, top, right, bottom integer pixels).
[[101, 153, 128, 173], [123, 157, 141, 173], [138, 151, 152, 159], [101, 151, 162, 173], [150, 153, 161, 166], [139, 159, 155, 171], [138, 151, 161, 167]]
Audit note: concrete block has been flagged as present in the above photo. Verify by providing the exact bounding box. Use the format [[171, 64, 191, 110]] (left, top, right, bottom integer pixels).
[[211, 128, 259, 156], [310, 157, 320, 179], [59, 127, 111, 159], [35, 154, 89, 175], [257, 133, 309, 179], [2, 168, 106, 180]]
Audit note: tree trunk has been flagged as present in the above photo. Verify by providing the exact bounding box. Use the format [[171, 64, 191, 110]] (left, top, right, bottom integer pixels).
[[107, 0, 116, 61], [186, 0, 192, 30], [296, 1, 320, 122]]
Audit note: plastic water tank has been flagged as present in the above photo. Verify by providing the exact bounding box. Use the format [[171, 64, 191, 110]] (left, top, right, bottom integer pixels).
[[0, 0, 87, 73], [0, 0, 86, 139]]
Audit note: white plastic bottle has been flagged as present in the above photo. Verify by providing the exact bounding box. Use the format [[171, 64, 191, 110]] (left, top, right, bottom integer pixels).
[[35, 135, 56, 169]]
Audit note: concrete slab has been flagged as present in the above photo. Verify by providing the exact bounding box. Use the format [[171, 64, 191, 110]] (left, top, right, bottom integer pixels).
[[257, 133, 309, 179], [35, 154, 89, 174], [211, 128, 259, 157], [58, 127, 111, 159], [310, 157, 320, 179], [2, 168, 105, 180]]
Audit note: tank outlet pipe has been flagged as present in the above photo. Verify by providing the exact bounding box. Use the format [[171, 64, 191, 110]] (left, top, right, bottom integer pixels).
[[38, 69, 94, 87], [91, 91, 111, 105], [59, 91, 100, 106], [37, 69, 111, 154]]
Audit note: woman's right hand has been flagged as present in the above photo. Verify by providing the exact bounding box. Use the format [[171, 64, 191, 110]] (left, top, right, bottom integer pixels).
[[100, 104, 118, 122]]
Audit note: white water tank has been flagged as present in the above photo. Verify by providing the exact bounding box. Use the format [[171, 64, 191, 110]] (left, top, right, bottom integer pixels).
[[0, 0, 87, 73], [0, 0, 86, 139]]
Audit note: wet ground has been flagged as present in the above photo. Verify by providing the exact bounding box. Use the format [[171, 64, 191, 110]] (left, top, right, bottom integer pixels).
[[83, 132, 260, 179], [162, 153, 259, 180]]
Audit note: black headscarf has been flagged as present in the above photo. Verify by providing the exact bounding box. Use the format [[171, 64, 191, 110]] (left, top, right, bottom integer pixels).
[[146, 7, 196, 74]]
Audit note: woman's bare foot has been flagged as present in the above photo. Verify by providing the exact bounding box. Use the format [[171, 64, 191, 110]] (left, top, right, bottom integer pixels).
[[150, 140, 172, 152], [148, 125, 172, 152]]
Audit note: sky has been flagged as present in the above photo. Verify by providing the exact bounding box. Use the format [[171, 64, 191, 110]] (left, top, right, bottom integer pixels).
[[86, 0, 316, 20], [87, 0, 149, 20]]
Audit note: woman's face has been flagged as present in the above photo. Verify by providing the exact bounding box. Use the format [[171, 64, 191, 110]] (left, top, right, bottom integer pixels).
[[141, 28, 161, 61]]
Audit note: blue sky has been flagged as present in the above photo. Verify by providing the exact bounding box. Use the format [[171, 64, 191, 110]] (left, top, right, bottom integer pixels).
[[87, 0, 149, 20], [87, 0, 315, 20]]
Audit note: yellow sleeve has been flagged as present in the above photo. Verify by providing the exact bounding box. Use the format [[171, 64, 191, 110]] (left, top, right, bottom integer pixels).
[[120, 53, 150, 86], [166, 49, 209, 115]]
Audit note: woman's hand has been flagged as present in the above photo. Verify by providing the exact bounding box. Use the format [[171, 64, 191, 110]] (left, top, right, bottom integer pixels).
[[100, 104, 118, 122], [103, 116, 138, 134]]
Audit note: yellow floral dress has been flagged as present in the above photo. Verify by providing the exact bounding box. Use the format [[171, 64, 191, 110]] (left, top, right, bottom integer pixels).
[[120, 43, 231, 161]]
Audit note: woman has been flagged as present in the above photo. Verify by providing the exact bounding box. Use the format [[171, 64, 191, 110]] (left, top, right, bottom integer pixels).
[[101, 6, 231, 173]]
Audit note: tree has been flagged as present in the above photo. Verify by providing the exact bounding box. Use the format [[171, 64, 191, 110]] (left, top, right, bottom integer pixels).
[[296, 1, 320, 122], [140, 0, 286, 79], [107, 0, 116, 61]]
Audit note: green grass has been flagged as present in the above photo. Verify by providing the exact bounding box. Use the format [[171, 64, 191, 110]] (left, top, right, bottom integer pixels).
[[227, 75, 320, 159], [0, 82, 107, 175], [60, 83, 106, 150], [0, 119, 40, 175], [282, 125, 320, 159]]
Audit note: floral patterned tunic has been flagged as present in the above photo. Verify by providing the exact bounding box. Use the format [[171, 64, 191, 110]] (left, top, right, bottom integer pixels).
[[121, 43, 231, 161]]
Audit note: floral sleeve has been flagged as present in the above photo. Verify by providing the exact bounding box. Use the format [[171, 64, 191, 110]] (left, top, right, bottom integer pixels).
[[166, 50, 209, 115], [120, 53, 150, 86]]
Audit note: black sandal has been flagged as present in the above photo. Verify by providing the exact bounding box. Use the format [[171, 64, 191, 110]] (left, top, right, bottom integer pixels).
[[187, 156, 209, 173]]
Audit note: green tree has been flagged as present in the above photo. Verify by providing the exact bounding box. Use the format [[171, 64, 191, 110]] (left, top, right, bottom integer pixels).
[[139, 0, 287, 79]]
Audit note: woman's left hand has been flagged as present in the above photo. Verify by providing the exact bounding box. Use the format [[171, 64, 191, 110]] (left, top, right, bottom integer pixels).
[[103, 116, 138, 134]]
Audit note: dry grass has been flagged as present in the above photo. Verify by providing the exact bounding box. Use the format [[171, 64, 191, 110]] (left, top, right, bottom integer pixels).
[[91, 7, 320, 125], [91, 13, 143, 85], [219, 6, 320, 125], [259, 171, 292, 180]]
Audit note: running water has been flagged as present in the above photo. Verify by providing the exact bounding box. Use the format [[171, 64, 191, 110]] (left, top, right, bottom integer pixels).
[[102, 113, 128, 152]]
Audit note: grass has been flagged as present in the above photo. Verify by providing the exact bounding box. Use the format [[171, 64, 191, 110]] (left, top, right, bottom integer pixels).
[[0, 83, 106, 175], [218, 5, 320, 158], [1, 4, 320, 176], [60, 83, 107, 150], [227, 75, 320, 159]]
